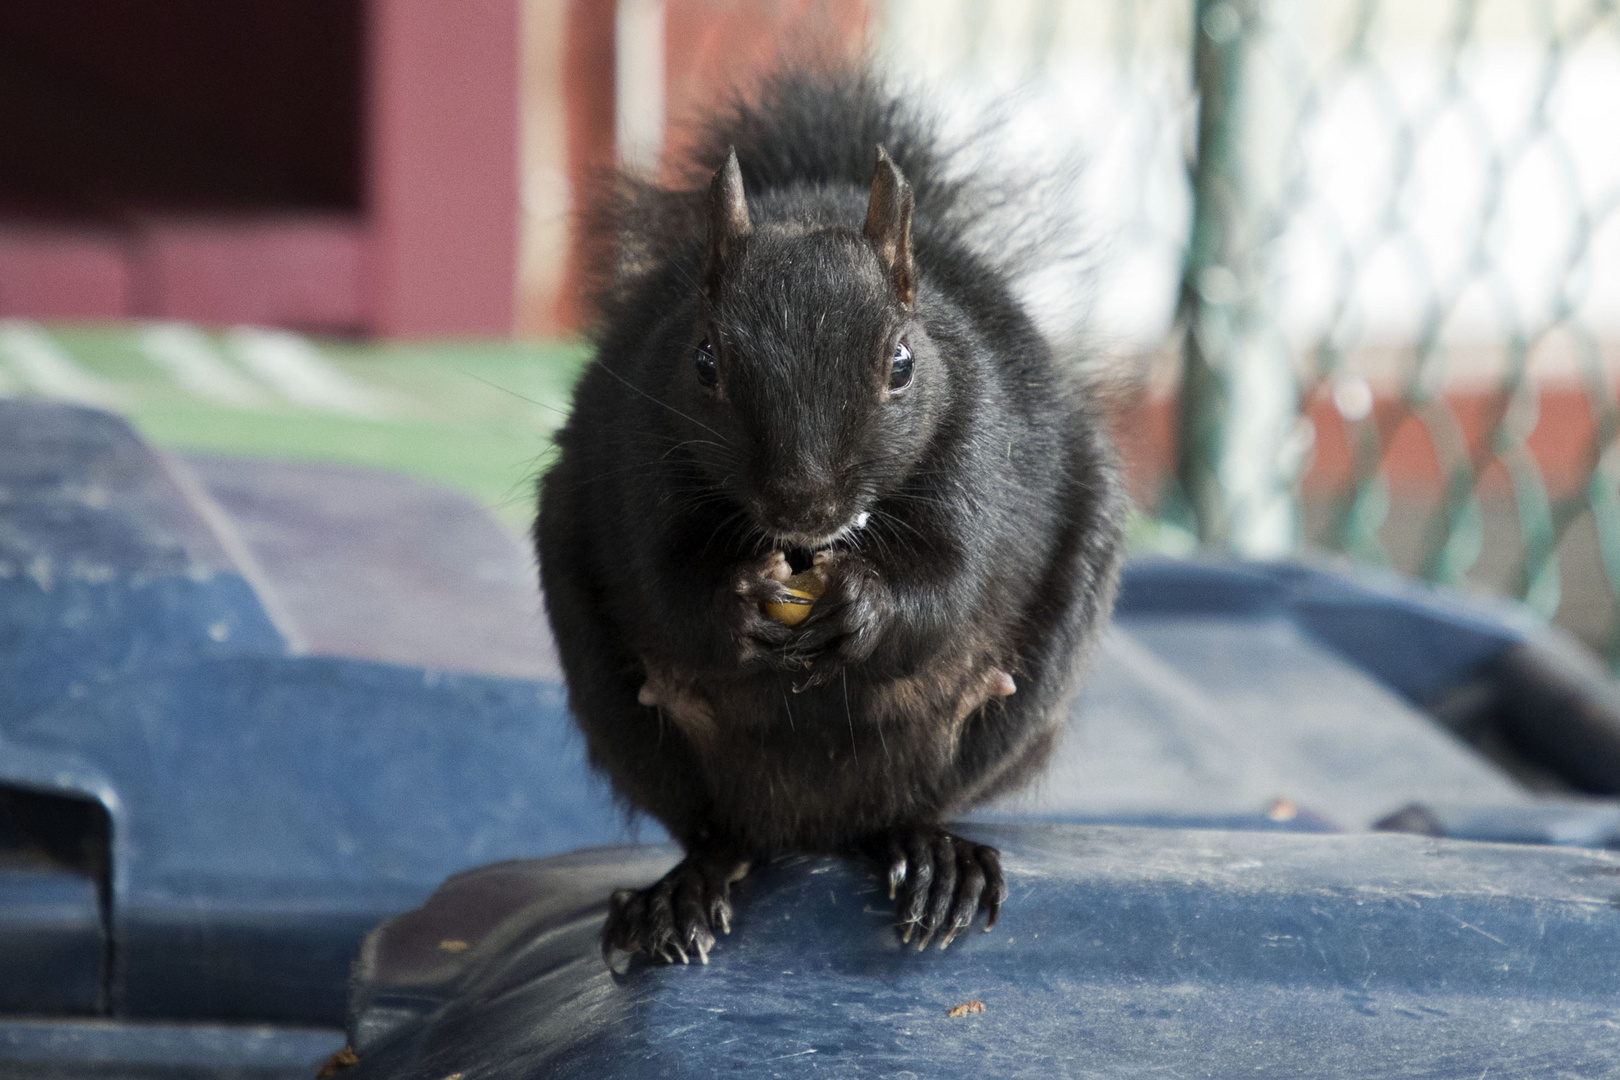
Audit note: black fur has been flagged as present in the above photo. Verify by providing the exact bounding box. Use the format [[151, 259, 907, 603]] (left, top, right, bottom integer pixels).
[[536, 67, 1124, 963]]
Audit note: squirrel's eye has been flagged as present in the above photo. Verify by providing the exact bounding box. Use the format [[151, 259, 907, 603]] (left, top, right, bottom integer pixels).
[[889, 341, 914, 392], [694, 338, 717, 387]]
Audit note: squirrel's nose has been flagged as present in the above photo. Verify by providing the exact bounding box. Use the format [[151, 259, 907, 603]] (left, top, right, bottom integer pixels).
[[761, 500, 842, 535], [756, 477, 842, 536]]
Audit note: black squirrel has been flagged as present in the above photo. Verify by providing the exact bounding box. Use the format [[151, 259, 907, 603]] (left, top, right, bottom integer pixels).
[[536, 67, 1124, 963]]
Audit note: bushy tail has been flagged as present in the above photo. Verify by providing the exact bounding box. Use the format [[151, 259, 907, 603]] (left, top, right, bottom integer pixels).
[[687, 66, 1086, 288], [591, 63, 1091, 354], [683, 66, 970, 222]]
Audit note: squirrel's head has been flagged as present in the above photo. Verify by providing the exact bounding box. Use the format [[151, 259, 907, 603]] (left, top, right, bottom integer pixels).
[[672, 146, 946, 552]]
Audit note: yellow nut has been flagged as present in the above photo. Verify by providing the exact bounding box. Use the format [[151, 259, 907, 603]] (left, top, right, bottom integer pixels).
[[762, 569, 826, 626]]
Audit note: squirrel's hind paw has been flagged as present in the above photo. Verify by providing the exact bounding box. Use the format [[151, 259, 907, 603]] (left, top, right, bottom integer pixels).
[[876, 827, 1006, 950], [602, 849, 750, 967]]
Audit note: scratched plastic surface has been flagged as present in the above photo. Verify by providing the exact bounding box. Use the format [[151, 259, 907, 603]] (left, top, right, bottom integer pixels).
[[344, 824, 1620, 1079], [0, 402, 625, 1027]]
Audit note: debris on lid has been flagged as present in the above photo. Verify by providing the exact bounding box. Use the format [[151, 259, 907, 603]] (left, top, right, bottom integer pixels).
[[317, 1046, 359, 1076], [1267, 796, 1298, 822]]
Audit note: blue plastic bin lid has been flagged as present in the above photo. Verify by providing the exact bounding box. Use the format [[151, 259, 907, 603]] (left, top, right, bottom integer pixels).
[[342, 822, 1620, 1078]]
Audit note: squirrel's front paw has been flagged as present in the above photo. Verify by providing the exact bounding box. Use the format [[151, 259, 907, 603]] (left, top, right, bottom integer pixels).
[[791, 550, 893, 681], [725, 551, 799, 664]]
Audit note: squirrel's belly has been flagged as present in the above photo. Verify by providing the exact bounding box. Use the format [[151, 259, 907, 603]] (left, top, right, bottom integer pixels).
[[637, 659, 1022, 852]]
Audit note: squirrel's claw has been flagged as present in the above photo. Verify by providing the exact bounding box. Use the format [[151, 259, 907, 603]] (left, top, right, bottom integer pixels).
[[873, 826, 1004, 951], [601, 847, 750, 968]]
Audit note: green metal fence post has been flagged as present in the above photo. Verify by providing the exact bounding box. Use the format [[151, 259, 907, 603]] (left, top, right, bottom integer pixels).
[[1177, 0, 1302, 556]]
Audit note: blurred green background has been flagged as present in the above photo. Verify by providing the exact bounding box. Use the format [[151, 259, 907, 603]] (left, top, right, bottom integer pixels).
[[2, 321, 587, 534]]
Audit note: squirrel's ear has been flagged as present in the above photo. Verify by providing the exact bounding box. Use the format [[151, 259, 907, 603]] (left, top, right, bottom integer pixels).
[[703, 148, 751, 302], [864, 145, 915, 306]]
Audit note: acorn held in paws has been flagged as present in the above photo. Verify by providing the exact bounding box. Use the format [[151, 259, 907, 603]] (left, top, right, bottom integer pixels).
[[762, 567, 827, 626]]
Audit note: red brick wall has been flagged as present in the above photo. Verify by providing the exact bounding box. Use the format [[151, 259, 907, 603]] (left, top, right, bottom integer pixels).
[[366, 0, 520, 337]]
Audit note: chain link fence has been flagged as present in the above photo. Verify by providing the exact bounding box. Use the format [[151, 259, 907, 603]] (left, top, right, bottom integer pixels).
[[878, 0, 1620, 664]]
